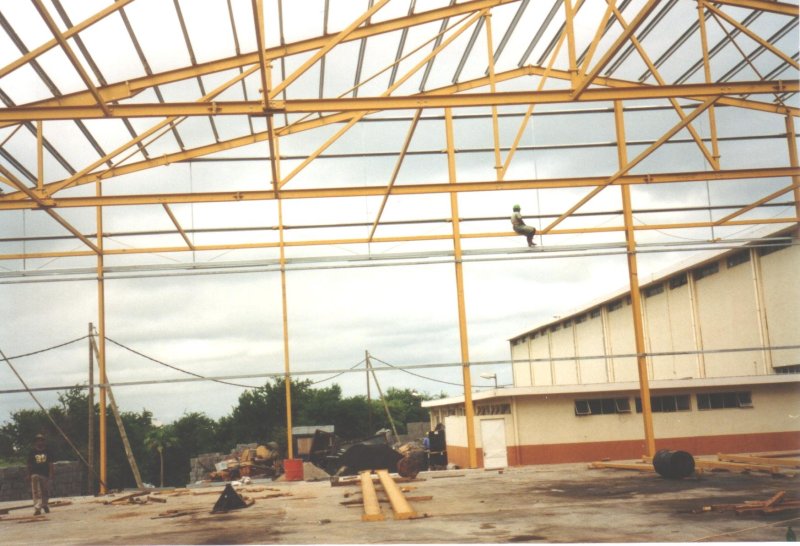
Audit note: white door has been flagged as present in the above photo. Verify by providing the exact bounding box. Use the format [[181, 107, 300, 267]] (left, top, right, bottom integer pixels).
[[480, 418, 508, 469]]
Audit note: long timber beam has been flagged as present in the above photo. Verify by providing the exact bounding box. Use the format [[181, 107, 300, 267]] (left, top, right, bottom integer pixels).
[[1, 80, 795, 121], [1, 167, 797, 211]]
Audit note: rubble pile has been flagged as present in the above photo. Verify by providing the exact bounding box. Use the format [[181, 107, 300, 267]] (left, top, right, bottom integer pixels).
[[189, 443, 282, 483]]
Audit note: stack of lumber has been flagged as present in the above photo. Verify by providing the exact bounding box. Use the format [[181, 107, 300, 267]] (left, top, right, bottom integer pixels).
[[355, 470, 427, 522]]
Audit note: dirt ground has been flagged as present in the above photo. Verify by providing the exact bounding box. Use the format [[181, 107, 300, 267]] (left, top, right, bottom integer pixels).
[[1, 462, 798, 544]]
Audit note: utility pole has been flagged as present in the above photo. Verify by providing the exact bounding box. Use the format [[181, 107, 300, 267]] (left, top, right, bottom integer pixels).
[[365, 350, 373, 434], [365, 351, 399, 441], [87, 323, 95, 495]]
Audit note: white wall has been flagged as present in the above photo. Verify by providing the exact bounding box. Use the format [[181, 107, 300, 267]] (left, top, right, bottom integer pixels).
[[510, 240, 797, 388], [762, 243, 800, 367], [575, 315, 608, 383], [696, 257, 763, 377], [513, 383, 800, 446], [511, 339, 532, 387]]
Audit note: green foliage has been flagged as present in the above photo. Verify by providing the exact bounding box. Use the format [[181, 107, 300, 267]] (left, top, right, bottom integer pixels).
[[0, 380, 431, 488]]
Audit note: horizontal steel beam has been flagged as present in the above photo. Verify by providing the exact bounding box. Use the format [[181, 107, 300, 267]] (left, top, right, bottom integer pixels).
[[1, 166, 796, 211], [0, 81, 795, 121], [0, 217, 796, 262], [709, 0, 800, 16]]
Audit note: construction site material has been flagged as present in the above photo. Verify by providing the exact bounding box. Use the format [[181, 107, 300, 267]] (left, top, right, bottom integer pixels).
[[211, 483, 252, 513], [694, 459, 787, 476], [0, 499, 71, 515], [695, 491, 800, 515], [589, 461, 655, 472], [717, 453, 800, 468], [151, 508, 206, 519], [191, 443, 283, 482], [104, 490, 150, 504], [0, 514, 48, 523], [652, 449, 695, 479], [594, 451, 799, 478], [376, 470, 418, 520], [302, 461, 331, 481], [342, 495, 433, 506], [359, 471, 384, 522], [283, 459, 303, 481], [331, 475, 425, 487]]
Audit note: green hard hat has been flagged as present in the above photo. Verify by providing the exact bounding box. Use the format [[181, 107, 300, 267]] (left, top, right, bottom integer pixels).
[[513, 204, 521, 211]]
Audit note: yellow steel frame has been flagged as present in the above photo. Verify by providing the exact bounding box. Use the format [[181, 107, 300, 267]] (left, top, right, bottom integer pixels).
[[0, 0, 797, 481]]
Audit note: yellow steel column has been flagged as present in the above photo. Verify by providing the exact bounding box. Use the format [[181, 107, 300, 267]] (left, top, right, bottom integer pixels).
[[445, 107, 477, 468], [484, 12, 502, 180], [614, 101, 656, 457], [786, 115, 800, 223], [697, 1, 720, 164], [95, 181, 108, 493], [36, 121, 43, 191], [278, 199, 293, 459], [564, 0, 578, 86], [253, 0, 293, 457]]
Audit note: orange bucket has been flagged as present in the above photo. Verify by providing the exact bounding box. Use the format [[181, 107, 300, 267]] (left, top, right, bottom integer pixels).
[[283, 458, 303, 481]]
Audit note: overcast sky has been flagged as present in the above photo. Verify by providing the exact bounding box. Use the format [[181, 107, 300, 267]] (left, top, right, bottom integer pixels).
[[1, 0, 797, 426]]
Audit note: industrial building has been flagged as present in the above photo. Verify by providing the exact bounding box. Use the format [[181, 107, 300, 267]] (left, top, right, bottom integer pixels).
[[423, 227, 799, 469]]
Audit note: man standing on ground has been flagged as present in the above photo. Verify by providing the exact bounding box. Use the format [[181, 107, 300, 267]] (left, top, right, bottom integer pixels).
[[511, 204, 537, 247], [27, 433, 54, 516]]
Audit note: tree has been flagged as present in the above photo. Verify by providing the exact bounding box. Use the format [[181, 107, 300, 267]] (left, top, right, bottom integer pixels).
[[167, 412, 222, 485], [144, 425, 177, 487]]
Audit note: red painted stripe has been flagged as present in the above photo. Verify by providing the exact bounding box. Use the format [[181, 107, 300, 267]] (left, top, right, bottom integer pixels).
[[445, 431, 800, 468]]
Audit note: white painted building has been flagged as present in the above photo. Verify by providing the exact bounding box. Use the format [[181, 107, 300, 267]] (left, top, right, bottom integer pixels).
[[423, 228, 800, 468]]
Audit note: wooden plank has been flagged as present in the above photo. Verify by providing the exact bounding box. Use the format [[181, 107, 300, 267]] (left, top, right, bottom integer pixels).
[[744, 450, 800, 458], [0, 504, 33, 515], [764, 491, 787, 508], [589, 461, 656, 472], [151, 508, 206, 519], [359, 471, 384, 522], [104, 490, 150, 504], [694, 460, 784, 474], [342, 495, 433, 506], [375, 469, 418, 520], [0, 514, 47, 522], [331, 476, 425, 487], [718, 453, 800, 468]]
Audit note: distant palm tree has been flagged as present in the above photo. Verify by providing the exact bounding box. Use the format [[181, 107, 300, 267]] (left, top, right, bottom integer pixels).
[[145, 426, 177, 487]]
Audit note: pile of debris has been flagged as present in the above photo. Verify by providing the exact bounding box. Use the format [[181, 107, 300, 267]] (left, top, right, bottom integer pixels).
[[190, 442, 282, 483]]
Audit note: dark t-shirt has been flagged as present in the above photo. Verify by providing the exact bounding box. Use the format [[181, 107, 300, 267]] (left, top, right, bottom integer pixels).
[[28, 447, 53, 477]]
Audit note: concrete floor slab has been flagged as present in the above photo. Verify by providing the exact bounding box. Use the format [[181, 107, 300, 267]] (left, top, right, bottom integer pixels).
[[1, 462, 798, 544]]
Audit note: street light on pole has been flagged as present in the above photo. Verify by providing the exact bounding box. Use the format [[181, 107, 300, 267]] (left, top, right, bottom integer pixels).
[[479, 372, 497, 388]]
